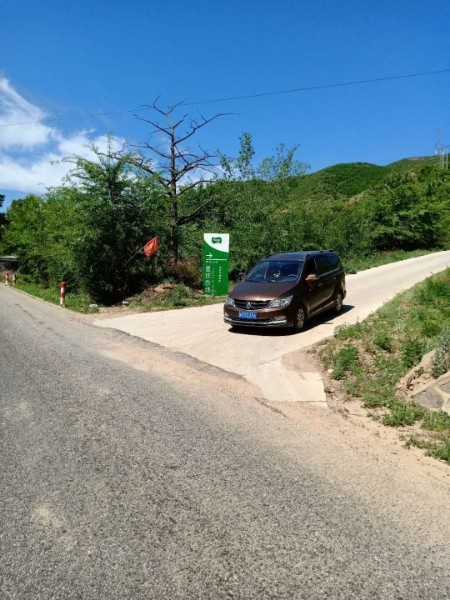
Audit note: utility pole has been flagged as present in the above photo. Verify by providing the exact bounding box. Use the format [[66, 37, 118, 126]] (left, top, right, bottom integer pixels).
[[435, 129, 449, 169]]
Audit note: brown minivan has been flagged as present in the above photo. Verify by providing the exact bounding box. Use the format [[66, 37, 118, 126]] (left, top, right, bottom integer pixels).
[[223, 251, 346, 332]]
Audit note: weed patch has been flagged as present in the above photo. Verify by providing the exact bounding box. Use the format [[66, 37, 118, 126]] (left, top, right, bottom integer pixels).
[[331, 344, 360, 380], [382, 401, 426, 427], [373, 331, 393, 352], [432, 328, 450, 377], [407, 438, 450, 463], [400, 338, 426, 368], [317, 267, 450, 465], [335, 321, 368, 341], [421, 411, 450, 432]]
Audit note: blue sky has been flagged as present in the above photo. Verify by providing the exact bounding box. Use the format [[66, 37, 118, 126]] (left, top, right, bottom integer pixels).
[[1, 0, 449, 210]]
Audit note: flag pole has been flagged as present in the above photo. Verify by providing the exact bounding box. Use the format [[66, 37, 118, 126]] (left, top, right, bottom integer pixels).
[[124, 245, 145, 267], [124, 236, 158, 267]]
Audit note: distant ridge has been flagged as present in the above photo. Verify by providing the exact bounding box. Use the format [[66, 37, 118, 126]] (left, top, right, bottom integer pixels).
[[290, 156, 437, 202], [388, 156, 436, 170]]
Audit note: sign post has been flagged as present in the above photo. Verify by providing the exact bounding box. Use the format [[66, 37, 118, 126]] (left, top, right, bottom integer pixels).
[[203, 233, 229, 296]]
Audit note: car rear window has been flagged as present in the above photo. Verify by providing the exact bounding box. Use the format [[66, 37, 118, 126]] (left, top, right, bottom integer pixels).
[[328, 253, 340, 270]]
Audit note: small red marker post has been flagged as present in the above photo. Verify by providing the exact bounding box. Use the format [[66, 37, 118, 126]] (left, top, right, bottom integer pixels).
[[5, 272, 9, 285], [60, 282, 66, 306]]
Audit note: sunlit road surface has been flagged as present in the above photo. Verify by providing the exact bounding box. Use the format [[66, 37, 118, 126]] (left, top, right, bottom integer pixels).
[[96, 251, 450, 404]]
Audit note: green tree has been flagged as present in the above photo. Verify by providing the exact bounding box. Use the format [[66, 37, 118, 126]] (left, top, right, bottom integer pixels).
[[3, 190, 84, 286], [40, 187, 85, 286], [0, 194, 7, 249], [61, 144, 166, 302], [2, 194, 47, 280], [368, 170, 444, 251], [202, 133, 309, 274]]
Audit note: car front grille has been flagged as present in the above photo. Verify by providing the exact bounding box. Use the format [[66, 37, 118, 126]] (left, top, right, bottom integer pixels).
[[234, 299, 270, 310]]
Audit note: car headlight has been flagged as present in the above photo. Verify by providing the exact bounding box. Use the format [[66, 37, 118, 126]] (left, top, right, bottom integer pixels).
[[267, 295, 293, 308], [225, 296, 235, 307]]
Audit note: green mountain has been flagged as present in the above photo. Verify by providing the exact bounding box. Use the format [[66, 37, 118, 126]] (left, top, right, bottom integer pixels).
[[290, 156, 438, 203], [388, 156, 437, 172]]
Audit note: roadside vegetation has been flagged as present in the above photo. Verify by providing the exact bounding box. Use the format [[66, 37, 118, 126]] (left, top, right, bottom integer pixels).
[[9, 276, 228, 313], [317, 268, 450, 464], [0, 102, 449, 306], [4, 249, 440, 314], [7, 274, 96, 312], [1, 155, 449, 306]]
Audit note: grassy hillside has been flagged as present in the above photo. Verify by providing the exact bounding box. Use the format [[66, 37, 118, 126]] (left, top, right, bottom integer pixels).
[[289, 155, 438, 203], [387, 155, 437, 172], [291, 162, 388, 201]]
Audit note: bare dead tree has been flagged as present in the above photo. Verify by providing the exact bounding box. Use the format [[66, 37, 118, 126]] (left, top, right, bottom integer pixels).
[[122, 100, 229, 262]]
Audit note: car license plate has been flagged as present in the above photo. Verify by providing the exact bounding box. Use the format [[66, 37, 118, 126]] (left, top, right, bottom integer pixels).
[[238, 311, 257, 320]]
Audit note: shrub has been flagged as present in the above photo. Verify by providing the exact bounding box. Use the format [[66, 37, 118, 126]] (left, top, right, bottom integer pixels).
[[169, 257, 202, 287], [383, 401, 426, 426], [334, 321, 367, 341], [432, 328, 450, 378], [414, 277, 450, 307], [373, 331, 393, 351], [363, 392, 395, 409], [408, 439, 450, 464], [332, 344, 359, 380], [172, 284, 192, 306], [422, 411, 450, 432], [401, 338, 426, 368]]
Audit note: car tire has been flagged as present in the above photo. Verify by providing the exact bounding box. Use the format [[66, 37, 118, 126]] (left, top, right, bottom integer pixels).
[[334, 290, 344, 313], [293, 305, 306, 332]]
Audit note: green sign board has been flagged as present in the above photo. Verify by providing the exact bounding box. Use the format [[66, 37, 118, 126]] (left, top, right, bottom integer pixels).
[[203, 233, 229, 295]]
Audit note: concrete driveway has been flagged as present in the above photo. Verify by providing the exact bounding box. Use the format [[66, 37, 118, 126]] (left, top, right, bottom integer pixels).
[[95, 251, 450, 406]]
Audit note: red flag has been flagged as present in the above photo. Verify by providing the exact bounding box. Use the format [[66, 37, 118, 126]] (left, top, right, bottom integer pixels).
[[143, 236, 158, 257]]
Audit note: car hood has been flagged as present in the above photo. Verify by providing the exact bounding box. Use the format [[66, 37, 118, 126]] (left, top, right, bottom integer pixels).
[[229, 280, 298, 300]]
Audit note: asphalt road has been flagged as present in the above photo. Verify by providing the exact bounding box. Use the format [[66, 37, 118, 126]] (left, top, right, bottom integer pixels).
[[96, 251, 450, 404], [1, 259, 450, 599]]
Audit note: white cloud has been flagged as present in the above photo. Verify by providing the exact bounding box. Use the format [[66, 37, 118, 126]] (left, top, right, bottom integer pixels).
[[0, 78, 55, 149], [0, 77, 125, 200]]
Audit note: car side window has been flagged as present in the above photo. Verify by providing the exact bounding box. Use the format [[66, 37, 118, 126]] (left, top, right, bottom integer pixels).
[[303, 258, 317, 278], [315, 255, 331, 275]]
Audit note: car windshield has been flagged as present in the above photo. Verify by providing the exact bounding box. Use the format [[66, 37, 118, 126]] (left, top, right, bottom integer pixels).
[[246, 260, 303, 283]]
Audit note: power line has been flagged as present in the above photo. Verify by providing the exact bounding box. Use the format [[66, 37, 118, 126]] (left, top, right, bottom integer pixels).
[[0, 67, 449, 129], [181, 67, 450, 106], [0, 106, 146, 128]]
